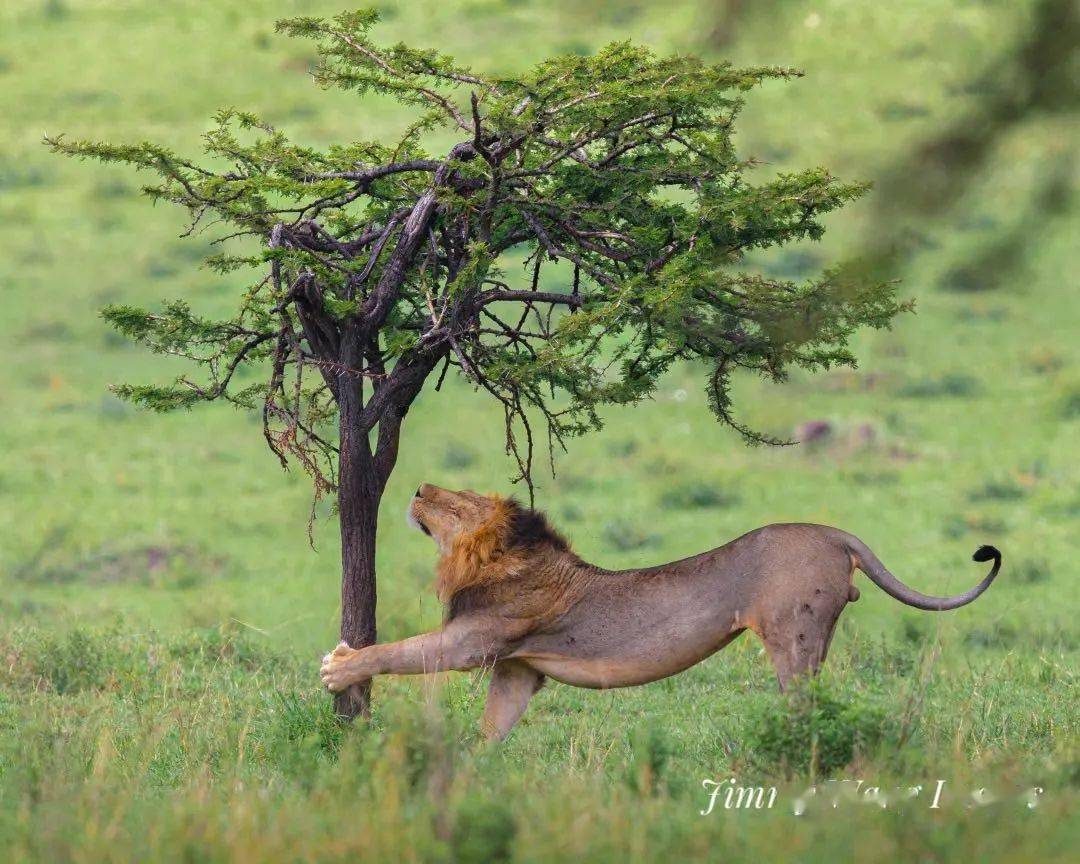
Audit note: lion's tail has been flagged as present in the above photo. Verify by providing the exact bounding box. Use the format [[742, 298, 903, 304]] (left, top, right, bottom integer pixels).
[[844, 536, 1002, 611]]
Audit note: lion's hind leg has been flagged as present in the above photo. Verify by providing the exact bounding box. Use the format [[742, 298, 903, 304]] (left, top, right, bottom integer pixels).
[[757, 590, 847, 691], [481, 660, 545, 742]]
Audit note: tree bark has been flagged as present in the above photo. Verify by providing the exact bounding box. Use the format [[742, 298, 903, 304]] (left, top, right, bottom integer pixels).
[[331, 322, 443, 719], [333, 338, 380, 720]]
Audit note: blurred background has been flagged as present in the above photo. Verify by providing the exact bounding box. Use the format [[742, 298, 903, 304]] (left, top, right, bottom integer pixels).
[[2, 0, 1075, 650]]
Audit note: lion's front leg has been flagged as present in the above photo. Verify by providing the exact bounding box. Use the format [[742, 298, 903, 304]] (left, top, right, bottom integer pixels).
[[481, 660, 545, 742], [320, 617, 511, 692]]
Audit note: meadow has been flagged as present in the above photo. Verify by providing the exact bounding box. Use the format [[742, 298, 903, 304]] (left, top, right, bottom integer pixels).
[[1, 0, 1077, 860]]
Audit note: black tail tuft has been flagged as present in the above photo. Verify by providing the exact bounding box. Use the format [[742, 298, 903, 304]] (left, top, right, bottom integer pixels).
[[972, 544, 1001, 563]]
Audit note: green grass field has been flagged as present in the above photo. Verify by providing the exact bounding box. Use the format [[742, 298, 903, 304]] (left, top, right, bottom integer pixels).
[[1, 1, 1077, 860]]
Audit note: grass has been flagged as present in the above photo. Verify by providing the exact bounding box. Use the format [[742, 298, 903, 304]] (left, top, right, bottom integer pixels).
[[1, 625, 1075, 860], [1, 0, 1077, 860]]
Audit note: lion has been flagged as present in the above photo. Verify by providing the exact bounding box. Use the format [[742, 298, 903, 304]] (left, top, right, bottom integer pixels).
[[320, 484, 1002, 740]]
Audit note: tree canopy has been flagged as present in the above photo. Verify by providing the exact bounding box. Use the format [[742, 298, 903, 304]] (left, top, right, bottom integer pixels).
[[49, 8, 908, 502]]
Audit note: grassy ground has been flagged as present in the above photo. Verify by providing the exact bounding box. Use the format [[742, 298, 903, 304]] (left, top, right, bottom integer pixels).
[[1, 0, 1077, 860]]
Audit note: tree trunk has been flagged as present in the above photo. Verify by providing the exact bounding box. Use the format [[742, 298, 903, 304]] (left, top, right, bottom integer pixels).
[[330, 325, 437, 719], [333, 368, 380, 720]]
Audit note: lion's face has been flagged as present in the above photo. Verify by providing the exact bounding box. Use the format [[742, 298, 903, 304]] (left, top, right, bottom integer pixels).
[[408, 484, 501, 551]]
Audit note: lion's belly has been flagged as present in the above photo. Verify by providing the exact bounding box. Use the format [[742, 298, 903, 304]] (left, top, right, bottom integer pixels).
[[516, 623, 744, 689], [507, 558, 758, 688], [524, 656, 669, 688]]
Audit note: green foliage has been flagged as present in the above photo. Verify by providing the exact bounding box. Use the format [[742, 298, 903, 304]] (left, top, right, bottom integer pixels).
[[627, 721, 674, 793], [107, 383, 205, 412], [745, 678, 899, 777], [1060, 387, 1080, 419], [969, 478, 1026, 501], [48, 6, 908, 491], [659, 481, 738, 509], [602, 518, 658, 550], [272, 691, 345, 758], [451, 795, 517, 864], [1014, 558, 1050, 584]]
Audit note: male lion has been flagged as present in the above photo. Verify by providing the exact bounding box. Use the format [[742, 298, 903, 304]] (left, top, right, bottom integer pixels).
[[321, 484, 1001, 740]]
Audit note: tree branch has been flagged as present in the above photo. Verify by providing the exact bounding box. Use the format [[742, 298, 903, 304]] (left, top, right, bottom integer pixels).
[[358, 143, 476, 333], [301, 159, 443, 183], [477, 289, 587, 307]]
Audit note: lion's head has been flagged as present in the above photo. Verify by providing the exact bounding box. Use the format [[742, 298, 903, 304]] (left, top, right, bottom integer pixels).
[[409, 484, 571, 603]]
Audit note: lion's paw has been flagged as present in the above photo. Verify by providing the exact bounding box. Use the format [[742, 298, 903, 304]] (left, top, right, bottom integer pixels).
[[319, 642, 357, 692]]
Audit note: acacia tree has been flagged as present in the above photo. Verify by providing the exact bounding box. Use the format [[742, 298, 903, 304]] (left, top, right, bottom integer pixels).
[[50, 10, 906, 718]]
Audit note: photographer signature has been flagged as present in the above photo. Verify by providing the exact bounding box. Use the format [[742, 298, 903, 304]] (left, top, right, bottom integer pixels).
[[700, 777, 1046, 815]]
